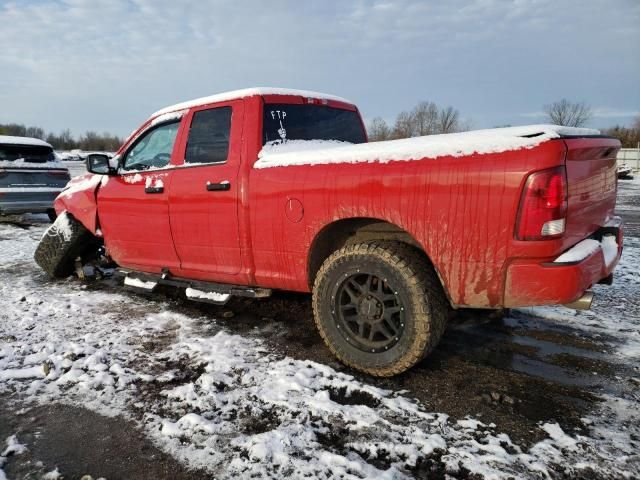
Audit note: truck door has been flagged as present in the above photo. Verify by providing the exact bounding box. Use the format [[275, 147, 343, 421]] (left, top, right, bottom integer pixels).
[[97, 120, 183, 272], [168, 100, 243, 276]]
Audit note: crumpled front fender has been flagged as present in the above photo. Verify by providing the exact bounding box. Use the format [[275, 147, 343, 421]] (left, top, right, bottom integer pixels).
[[54, 173, 106, 235]]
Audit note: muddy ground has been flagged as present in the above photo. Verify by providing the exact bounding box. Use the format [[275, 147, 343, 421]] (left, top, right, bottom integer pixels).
[[1, 178, 638, 479]]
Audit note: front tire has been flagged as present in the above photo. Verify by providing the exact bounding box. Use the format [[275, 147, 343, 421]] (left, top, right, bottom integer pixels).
[[34, 212, 98, 278], [312, 242, 449, 377]]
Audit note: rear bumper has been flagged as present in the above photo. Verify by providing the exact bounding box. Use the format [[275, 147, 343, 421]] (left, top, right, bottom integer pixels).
[[504, 218, 623, 307], [0, 190, 61, 214]]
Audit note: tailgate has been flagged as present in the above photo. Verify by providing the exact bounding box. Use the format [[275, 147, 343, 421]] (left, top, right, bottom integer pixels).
[[0, 168, 70, 189], [562, 137, 619, 250]]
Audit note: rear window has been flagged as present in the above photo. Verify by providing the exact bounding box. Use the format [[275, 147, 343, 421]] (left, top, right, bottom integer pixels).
[[0, 144, 55, 163], [263, 104, 366, 145]]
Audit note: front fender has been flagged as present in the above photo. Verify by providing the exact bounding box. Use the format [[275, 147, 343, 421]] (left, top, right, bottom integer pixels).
[[54, 173, 106, 235]]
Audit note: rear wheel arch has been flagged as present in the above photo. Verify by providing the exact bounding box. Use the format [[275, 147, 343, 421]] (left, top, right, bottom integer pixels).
[[306, 217, 453, 306], [311, 240, 450, 376]]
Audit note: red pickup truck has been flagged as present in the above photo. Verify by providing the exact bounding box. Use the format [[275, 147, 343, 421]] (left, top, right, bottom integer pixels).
[[34, 88, 623, 376]]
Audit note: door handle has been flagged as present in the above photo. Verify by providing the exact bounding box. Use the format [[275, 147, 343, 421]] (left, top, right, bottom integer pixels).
[[206, 181, 230, 191], [145, 186, 164, 194]]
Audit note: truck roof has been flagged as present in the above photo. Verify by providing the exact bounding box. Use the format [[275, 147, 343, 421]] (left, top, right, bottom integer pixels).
[[151, 87, 354, 118]]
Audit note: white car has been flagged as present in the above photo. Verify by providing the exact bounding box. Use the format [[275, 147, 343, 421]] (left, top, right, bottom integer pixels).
[[617, 162, 634, 179]]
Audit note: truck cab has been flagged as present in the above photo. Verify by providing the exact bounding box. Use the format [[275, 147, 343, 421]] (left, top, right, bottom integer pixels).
[[57, 89, 367, 283]]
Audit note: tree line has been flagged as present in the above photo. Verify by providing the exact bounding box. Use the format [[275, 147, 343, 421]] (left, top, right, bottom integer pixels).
[[0, 123, 123, 152], [602, 118, 640, 148], [368, 98, 640, 148], [2, 100, 638, 150], [367, 101, 470, 141]]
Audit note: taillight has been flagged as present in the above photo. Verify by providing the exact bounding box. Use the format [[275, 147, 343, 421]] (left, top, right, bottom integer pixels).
[[48, 170, 71, 179], [515, 166, 568, 240]]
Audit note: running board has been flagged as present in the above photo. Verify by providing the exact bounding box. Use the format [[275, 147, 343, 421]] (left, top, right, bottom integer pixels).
[[118, 269, 272, 305]]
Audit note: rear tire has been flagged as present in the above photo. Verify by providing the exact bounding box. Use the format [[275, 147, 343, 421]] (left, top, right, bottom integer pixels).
[[312, 242, 449, 377], [34, 212, 98, 278]]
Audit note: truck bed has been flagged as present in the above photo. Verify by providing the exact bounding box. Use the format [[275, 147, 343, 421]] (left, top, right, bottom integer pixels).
[[249, 128, 620, 308]]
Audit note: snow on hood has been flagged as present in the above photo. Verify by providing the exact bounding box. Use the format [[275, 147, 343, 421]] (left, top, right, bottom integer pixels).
[[151, 87, 353, 118], [0, 135, 52, 148], [254, 124, 600, 169]]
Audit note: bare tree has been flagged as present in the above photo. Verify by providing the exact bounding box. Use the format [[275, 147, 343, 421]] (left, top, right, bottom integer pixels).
[[59, 129, 75, 150], [25, 126, 45, 139], [79, 131, 122, 151], [544, 99, 592, 127], [368, 117, 391, 142], [392, 111, 414, 139], [2, 123, 123, 150], [437, 106, 460, 133], [412, 101, 439, 135], [370, 101, 468, 140], [0, 123, 27, 137], [457, 119, 474, 132], [46, 129, 75, 150], [602, 116, 640, 148]]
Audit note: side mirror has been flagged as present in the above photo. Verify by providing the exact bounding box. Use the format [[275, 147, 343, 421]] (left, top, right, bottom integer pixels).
[[86, 154, 116, 175]]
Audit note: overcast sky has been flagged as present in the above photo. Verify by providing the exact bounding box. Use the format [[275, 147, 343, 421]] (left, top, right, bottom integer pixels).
[[1, 0, 638, 137]]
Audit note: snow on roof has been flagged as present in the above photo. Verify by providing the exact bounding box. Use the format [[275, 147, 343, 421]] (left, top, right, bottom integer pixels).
[[150, 109, 189, 126], [0, 135, 52, 148], [151, 87, 353, 118], [254, 124, 601, 169]]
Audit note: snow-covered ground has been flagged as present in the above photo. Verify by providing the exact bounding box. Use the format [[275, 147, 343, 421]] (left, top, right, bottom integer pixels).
[[1, 180, 639, 479]]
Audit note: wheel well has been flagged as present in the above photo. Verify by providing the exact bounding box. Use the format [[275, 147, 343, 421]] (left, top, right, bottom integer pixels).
[[308, 218, 431, 289]]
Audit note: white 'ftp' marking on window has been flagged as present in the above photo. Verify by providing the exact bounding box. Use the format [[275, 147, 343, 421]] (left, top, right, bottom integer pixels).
[[270, 110, 287, 120]]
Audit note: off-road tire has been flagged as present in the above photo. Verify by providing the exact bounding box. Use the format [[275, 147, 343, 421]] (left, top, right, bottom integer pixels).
[[312, 242, 449, 377], [34, 213, 97, 278]]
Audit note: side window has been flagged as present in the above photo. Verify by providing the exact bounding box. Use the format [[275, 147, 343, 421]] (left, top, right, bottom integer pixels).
[[122, 122, 180, 171], [185, 107, 232, 165]]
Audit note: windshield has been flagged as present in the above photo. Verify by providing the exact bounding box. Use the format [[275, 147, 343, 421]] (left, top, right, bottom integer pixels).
[[122, 122, 180, 171], [0, 144, 55, 163], [263, 103, 366, 145]]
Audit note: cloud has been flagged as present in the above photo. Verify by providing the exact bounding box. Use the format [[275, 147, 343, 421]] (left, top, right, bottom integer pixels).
[[592, 108, 640, 119], [0, 0, 638, 136], [518, 113, 544, 120]]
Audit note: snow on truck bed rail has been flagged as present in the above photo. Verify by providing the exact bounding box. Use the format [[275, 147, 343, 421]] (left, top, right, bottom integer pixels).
[[254, 124, 600, 169], [151, 87, 352, 117]]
